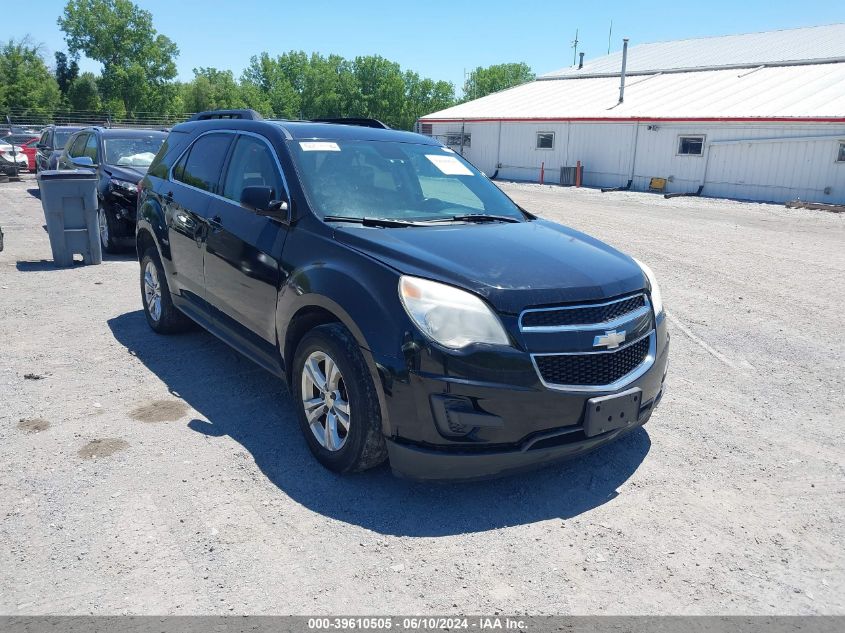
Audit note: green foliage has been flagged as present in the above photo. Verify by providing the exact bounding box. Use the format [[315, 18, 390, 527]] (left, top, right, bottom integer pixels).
[[236, 51, 456, 129], [0, 39, 62, 120], [54, 51, 79, 96], [463, 62, 534, 101], [58, 0, 179, 115], [67, 72, 101, 111], [181, 68, 245, 113]]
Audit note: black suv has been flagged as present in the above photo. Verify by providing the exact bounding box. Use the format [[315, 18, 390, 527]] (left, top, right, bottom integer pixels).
[[35, 125, 84, 172], [137, 110, 669, 480], [58, 127, 166, 252]]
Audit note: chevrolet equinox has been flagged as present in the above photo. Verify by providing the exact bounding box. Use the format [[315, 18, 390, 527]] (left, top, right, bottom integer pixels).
[[136, 109, 669, 480]]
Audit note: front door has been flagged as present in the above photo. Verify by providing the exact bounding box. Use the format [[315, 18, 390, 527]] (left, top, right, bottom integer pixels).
[[203, 133, 289, 359]]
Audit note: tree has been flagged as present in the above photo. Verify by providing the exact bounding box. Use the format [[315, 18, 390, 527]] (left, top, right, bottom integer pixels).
[[54, 51, 79, 97], [351, 55, 406, 127], [296, 53, 356, 120], [240, 53, 300, 119], [58, 0, 179, 115], [67, 72, 101, 111], [182, 67, 244, 113], [401, 71, 454, 130], [462, 62, 534, 101], [0, 38, 62, 120]]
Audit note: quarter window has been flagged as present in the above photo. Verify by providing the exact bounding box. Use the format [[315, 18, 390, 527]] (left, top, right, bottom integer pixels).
[[175, 133, 233, 193], [83, 134, 99, 162], [536, 132, 555, 150], [837, 142, 845, 163], [222, 135, 284, 204], [678, 135, 705, 156], [67, 134, 87, 158]]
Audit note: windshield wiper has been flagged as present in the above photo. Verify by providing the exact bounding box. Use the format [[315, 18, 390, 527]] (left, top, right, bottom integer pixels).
[[447, 214, 521, 224], [323, 215, 425, 228]]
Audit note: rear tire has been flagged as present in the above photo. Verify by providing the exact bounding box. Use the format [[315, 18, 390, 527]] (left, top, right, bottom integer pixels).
[[139, 246, 193, 334], [292, 323, 387, 473]]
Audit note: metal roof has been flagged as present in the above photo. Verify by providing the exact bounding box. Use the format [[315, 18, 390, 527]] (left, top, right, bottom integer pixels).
[[542, 23, 845, 79], [421, 63, 845, 121], [421, 26, 845, 123]]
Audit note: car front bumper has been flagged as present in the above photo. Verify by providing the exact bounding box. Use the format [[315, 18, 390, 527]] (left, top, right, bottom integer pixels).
[[387, 388, 661, 481], [381, 323, 669, 481]]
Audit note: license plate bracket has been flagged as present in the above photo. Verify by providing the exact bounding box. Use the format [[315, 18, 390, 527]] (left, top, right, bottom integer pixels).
[[584, 388, 642, 437]]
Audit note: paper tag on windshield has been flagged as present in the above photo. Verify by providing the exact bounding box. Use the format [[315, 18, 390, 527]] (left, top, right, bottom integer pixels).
[[425, 154, 473, 176], [299, 141, 340, 152]]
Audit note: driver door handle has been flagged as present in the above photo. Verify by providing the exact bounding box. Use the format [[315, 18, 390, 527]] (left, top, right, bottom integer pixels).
[[207, 215, 223, 232]]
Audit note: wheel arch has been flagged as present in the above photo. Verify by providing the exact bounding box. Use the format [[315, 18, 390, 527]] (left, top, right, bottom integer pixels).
[[278, 265, 408, 439], [136, 194, 172, 267]]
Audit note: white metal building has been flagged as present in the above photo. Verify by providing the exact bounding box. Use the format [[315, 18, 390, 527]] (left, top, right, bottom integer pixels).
[[419, 24, 845, 203]]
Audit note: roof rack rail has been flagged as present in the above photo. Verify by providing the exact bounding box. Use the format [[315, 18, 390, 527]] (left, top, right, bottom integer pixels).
[[188, 109, 264, 122], [311, 117, 391, 129]]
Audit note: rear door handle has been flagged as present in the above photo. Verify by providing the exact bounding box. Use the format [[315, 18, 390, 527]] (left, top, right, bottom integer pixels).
[[208, 215, 223, 232]]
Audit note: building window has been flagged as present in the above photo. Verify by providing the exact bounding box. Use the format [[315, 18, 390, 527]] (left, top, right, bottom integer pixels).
[[678, 135, 705, 156], [420, 123, 433, 136], [536, 132, 555, 150], [837, 142, 845, 163], [445, 133, 470, 148]]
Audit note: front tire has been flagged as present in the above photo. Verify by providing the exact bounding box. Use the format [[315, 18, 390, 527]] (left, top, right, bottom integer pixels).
[[98, 205, 121, 254], [139, 247, 193, 334], [293, 323, 387, 473]]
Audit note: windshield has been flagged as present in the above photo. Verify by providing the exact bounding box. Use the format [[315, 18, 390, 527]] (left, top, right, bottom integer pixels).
[[289, 140, 524, 222], [104, 135, 165, 168], [54, 129, 78, 149]]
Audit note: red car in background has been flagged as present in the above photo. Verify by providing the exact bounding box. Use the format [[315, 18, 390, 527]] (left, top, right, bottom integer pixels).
[[1, 134, 39, 172]]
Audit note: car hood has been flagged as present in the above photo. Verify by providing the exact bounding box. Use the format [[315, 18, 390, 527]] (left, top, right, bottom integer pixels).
[[104, 163, 147, 181], [332, 219, 646, 314]]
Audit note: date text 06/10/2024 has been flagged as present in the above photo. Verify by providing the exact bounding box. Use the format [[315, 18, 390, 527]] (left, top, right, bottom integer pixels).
[[306, 617, 528, 630]]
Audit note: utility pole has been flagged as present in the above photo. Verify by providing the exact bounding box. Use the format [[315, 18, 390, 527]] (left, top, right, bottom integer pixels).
[[572, 29, 579, 66], [607, 20, 613, 55]]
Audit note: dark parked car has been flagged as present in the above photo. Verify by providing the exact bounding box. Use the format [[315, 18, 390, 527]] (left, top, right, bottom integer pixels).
[[136, 110, 669, 480], [35, 125, 84, 172], [59, 127, 167, 252]]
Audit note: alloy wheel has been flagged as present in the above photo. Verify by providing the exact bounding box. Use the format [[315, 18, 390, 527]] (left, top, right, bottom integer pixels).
[[300, 350, 351, 452], [143, 260, 162, 322]]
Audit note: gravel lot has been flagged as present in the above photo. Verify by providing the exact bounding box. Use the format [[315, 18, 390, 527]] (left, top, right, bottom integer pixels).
[[1, 176, 843, 615]]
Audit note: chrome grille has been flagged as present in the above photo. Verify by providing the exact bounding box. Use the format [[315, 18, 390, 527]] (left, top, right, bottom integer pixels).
[[520, 293, 648, 331]]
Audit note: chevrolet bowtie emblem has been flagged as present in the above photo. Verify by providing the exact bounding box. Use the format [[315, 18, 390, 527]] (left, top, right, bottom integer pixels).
[[594, 329, 626, 349]]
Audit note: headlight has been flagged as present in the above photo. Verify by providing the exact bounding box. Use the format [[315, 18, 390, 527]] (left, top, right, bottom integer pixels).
[[110, 179, 138, 193], [399, 276, 510, 349], [633, 258, 664, 316]]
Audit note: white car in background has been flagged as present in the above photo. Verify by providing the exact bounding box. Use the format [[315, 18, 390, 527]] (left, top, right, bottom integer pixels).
[[0, 142, 28, 176]]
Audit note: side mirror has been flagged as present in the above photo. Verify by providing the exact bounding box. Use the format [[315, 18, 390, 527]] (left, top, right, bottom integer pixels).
[[240, 185, 289, 222], [71, 156, 95, 168]]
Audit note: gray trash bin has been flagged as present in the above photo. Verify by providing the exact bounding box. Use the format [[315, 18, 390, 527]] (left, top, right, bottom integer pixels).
[[37, 169, 102, 267]]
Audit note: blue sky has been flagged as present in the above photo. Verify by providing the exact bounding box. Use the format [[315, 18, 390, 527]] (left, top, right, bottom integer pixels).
[[9, 0, 845, 94]]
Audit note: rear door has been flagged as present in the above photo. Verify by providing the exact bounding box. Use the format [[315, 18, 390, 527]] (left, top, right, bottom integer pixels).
[[164, 132, 234, 314], [203, 132, 289, 357]]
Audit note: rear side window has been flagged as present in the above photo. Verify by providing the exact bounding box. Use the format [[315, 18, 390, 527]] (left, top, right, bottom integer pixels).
[[174, 133, 232, 193], [222, 135, 284, 203]]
